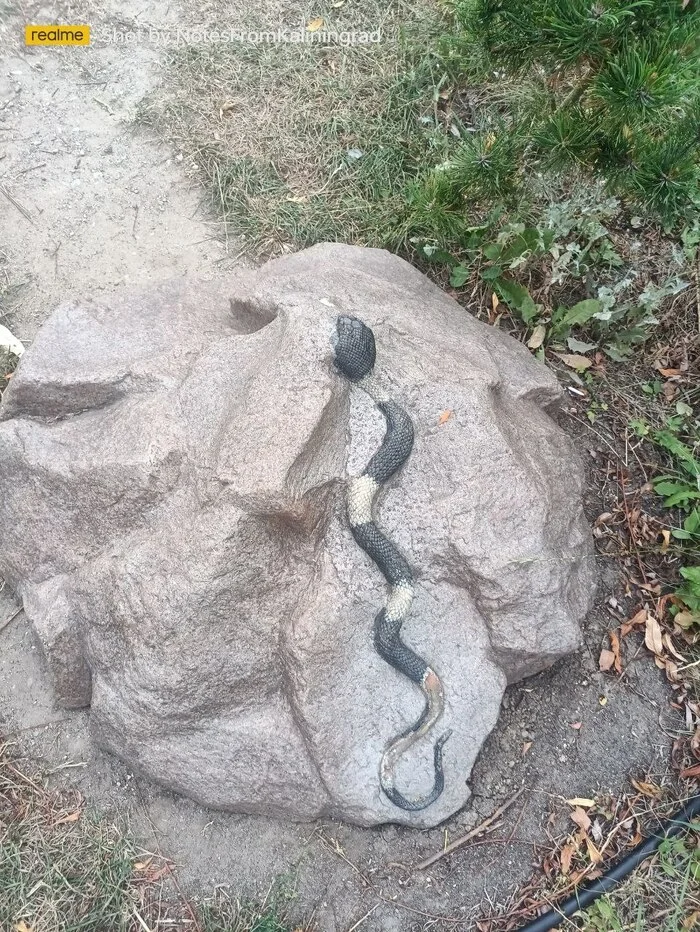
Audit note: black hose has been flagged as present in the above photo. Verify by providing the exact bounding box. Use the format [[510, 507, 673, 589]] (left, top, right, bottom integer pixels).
[[516, 794, 700, 932]]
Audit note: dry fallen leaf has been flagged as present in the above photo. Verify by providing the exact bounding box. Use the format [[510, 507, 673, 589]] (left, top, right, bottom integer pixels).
[[691, 726, 700, 760], [610, 630, 622, 674], [438, 410, 453, 425], [681, 763, 700, 779], [645, 614, 664, 656], [527, 323, 546, 350], [584, 835, 602, 863], [567, 797, 595, 807], [560, 842, 575, 875], [570, 806, 592, 833], [676, 611, 699, 629], [631, 778, 662, 798], [599, 648, 615, 672], [306, 16, 324, 31], [53, 810, 81, 826], [663, 633, 686, 661], [491, 292, 500, 312], [663, 381, 678, 402], [558, 353, 593, 371], [621, 607, 647, 637]]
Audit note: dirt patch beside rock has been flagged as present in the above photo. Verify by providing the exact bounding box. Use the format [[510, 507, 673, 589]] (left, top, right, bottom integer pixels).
[[0, 0, 237, 341]]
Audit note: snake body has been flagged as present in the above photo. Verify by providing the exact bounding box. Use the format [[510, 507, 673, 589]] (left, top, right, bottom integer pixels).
[[332, 315, 451, 812]]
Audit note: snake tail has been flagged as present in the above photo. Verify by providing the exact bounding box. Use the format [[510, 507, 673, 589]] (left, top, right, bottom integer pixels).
[[333, 313, 450, 812]]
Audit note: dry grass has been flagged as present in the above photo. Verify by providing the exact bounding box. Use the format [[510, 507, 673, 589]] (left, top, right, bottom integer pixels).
[[137, 0, 446, 252], [474, 785, 700, 931], [0, 738, 141, 931], [0, 739, 302, 932]]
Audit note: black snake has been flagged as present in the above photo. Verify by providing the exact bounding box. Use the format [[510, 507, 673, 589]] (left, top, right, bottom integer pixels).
[[332, 315, 451, 812]]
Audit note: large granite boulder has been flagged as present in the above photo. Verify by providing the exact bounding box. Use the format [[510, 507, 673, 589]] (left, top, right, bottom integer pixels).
[[0, 244, 595, 827]]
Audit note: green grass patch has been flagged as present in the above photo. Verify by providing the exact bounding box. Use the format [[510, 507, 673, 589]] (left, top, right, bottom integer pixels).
[[580, 830, 700, 931]]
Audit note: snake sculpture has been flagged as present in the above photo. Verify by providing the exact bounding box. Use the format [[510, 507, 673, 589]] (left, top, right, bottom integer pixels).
[[332, 314, 451, 812]]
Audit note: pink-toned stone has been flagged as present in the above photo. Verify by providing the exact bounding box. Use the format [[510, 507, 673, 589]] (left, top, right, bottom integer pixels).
[[0, 244, 594, 827]]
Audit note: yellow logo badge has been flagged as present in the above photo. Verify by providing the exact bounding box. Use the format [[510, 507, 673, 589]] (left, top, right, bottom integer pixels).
[[25, 25, 90, 46]]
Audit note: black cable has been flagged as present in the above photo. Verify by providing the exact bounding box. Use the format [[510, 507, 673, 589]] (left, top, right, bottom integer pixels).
[[516, 794, 700, 932]]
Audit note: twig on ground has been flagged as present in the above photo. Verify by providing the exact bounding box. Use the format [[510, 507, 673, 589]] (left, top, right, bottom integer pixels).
[[0, 607, 22, 635], [347, 904, 380, 931], [414, 787, 526, 870], [17, 162, 46, 174], [0, 184, 34, 223], [618, 465, 649, 586]]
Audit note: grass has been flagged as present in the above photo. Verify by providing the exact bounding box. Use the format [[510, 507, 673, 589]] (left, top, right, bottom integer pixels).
[[0, 739, 299, 932], [0, 739, 140, 931], [138, 0, 447, 252], [581, 829, 700, 931]]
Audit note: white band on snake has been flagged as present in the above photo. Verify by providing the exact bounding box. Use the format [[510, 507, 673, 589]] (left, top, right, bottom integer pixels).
[[332, 314, 451, 812]]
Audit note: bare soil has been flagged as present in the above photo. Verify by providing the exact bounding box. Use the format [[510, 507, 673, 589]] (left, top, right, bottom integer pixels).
[[0, 1, 677, 929]]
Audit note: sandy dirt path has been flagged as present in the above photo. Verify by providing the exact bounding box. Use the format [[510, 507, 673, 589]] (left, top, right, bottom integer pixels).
[[0, 0, 233, 341]]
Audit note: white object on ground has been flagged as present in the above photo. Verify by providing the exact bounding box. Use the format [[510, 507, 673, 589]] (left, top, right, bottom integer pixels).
[[0, 325, 24, 357]]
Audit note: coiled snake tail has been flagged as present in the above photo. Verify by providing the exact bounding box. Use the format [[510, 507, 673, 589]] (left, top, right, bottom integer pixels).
[[332, 314, 450, 812]]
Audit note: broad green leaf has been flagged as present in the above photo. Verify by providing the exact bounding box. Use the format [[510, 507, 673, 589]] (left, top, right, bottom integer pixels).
[[567, 337, 597, 352], [603, 343, 632, 361], [421, 245, 457, 266], [494, 278, 538, 324], [630, 419, 649, 438], [685, 509, 700, 534], [672, 529, 694, 540], [449, 265, 470, 287], [680, 567, 700, 586], [499, 228, 542, 262], [554, 299, 602, 331], [654, 480, 691, 495], [483, 243, 503, 260], [655, 431, 700, 479], [665, 490, 700, 508]]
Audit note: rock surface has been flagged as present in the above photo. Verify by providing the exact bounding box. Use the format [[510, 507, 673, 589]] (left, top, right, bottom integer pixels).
[[0, 244, 595, 827]]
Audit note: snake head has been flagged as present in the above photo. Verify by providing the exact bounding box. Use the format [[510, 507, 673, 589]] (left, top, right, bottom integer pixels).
[[332, 315, 376, 382]]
